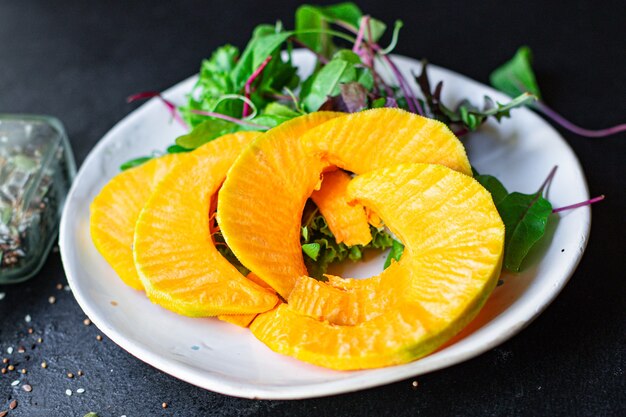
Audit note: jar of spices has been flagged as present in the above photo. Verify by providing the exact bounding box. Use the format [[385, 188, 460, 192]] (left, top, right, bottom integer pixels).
[[0, 115, 76, 284]]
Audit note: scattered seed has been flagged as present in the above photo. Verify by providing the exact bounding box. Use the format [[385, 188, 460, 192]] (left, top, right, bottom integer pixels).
[[64, 285, 71, 292], [162, 402, 168, 409], [65, 389, 72, 396], [37, 337, 43, 343], [411, 380, 419, 389], [24, 314, 31, 323], [76, 388, 85, 394], [67, 372, 74, 378], [0, 410, 7, 417], [96, 335, 102, 342], [41, 361, 48, 369], [8, 365, 15, 371], [56, 283, 63, 290], [77, 370, 84, 376], [1, 368, 6, 374], [7, 347, 13, 354], [9, 400, 16, 410], [20, 368, 26, 374], [27, 327, 34, 334], [11, 380, 19, 386], [83, 318, 91, 326], [48, 296, 56, 304], [22, 384, 32, 392], [0, 292, 5, 300], [17, 346, 25, 353], [110, 300, 118, 306], [2, 358, 7, 364]]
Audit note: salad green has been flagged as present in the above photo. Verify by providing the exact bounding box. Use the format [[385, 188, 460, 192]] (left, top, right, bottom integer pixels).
[[124, 2, 614, 275]]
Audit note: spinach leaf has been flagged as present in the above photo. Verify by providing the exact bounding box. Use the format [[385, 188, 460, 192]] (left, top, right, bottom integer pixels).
[[231, 27, 294, 88], [498, 191, 552, 272], [475, 168, 555, 272], [175, 118, 238, 149], [296, 3, 362, 56], [475, 173, 509, 206], [302, 58, 357, 111], [490, 46, 542, 99]]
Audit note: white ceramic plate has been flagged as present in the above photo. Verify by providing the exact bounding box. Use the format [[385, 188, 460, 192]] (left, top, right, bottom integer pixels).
[[59, 51, 590, 399]]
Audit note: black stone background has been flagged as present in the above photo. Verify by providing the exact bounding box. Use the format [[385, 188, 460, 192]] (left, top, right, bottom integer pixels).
[[0, 0, 624, 416]]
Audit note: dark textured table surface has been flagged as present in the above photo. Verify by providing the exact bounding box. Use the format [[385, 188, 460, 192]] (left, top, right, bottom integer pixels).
[[1, 1, 625, 416]]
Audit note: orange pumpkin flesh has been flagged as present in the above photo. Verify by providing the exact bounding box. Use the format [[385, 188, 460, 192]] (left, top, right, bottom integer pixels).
[[217, 112, 345, 298], [217, 272, 277, 328], [90, 153, 181, 290], [310, 170, 372, 246], [219, 109, 472, 299], [134, 132, 278, 317], [251, 163, 504, 370], [301, 108, 472, 177]]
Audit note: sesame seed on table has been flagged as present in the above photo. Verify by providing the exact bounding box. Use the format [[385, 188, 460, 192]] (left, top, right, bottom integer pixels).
[[0, 1, 624, 416]]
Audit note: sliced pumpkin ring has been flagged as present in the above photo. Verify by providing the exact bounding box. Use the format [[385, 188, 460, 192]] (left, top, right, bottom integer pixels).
[[288, 267, 400, 326], [217, 272, 278, 328], [219, 109, 472, 298], [301, 108, 472, 176], [310, 169, 372, 246], [217, 112, 345, 298], [134, 131, 278, 317], [251, 163, 504, 370], [90, 153, 182, 290]]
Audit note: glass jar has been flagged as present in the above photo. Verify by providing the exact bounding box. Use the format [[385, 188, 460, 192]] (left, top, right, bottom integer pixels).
[[0, 115, 76, 284]]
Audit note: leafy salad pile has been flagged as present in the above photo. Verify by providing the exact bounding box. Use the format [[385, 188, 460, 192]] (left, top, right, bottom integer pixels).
[[125, 3, 618, 276]]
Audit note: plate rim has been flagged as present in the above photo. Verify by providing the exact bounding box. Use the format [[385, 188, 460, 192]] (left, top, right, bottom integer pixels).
[[59, 52, 591, 400]]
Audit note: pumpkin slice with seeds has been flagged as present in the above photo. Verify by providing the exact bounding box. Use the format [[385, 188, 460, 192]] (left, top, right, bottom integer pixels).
[[219, 109, 472, 298], [310, 169, 372, 246], [90, 153, 181, 290], [134, 132, 278, 317], [251, 163, 504, 370]]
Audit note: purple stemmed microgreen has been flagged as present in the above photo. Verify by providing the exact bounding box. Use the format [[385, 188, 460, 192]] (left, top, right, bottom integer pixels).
[[343, 16, 422, 114], [352, 16, 367, 55], [552, 195, 605, 213], [534, 102, 626, 138], [242, 55, 273, 118], [127, 91, 188, 129]]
